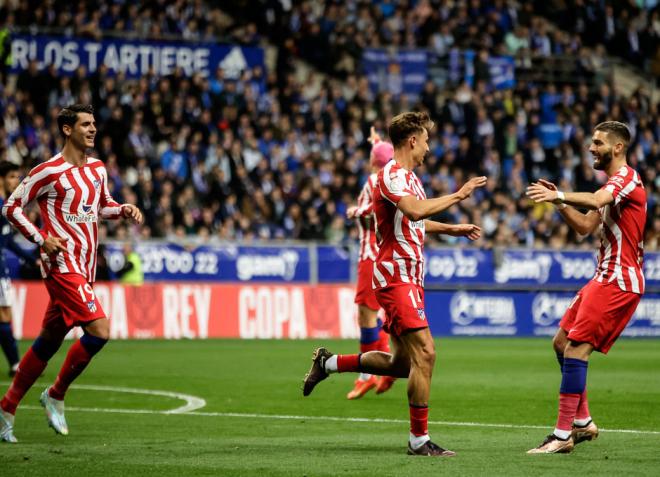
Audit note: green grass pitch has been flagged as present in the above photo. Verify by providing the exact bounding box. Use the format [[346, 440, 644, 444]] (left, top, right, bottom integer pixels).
[[2, 338, 659, 476]]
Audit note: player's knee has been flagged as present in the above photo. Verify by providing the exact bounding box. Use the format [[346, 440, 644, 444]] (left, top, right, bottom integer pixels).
[[552, 335, 567, 354], [31, 336, 62, 361], [80, 333, 108, 356], [412, 344, 435, 372]]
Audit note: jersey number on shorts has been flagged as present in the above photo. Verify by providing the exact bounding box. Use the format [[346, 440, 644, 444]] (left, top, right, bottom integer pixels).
[[77, 283, 95, 303], [408, 289, 421, 308]]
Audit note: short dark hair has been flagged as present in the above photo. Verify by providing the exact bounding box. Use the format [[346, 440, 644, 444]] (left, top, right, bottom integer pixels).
[[0, 160, 19, 178], [57, 104, 94, 138], [388, 112, 434, 148], [594, 121, 631, 149]]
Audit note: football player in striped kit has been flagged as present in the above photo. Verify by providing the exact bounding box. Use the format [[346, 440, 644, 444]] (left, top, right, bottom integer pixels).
[[526, 121, 646, 454], [304, 112, 486, 456], [0, 104, 143, 443]]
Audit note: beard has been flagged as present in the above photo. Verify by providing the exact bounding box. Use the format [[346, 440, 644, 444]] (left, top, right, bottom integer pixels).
[[593, 149, 613, 170]]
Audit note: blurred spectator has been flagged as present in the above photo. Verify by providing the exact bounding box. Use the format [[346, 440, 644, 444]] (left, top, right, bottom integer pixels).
[[0, 0, 656, 253]]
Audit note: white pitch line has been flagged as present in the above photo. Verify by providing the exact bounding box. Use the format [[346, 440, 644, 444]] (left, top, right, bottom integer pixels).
[[0, 382, 206, 414], [15, 405, 660, 436], [4, 382, 657, 436]]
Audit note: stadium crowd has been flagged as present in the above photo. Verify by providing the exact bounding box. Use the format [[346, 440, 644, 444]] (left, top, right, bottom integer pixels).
[[0, 0, 658, 252]]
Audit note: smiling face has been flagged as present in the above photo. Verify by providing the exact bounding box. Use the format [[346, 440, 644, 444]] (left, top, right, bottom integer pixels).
[[410, 128, 430, 167], [63, 112, 96, 150], [588, 129, 618, 171]]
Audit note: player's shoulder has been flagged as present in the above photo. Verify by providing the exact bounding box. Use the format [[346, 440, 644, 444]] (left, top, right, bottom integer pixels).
[[87, 157, 105, 167], [29, 153, 68, 177]]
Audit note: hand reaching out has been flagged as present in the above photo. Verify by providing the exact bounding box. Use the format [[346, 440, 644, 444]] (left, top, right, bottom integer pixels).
[[526, 180, 560, 204], [452, 224, 481, 241], [458, 176, 487, 200]]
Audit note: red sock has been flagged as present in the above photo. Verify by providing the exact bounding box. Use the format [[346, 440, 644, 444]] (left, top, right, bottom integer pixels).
[[1, 348, 48, 415], [409, 405, 428, 436], [556, 393, 581, 431], [575, 390, 591, 420], [337, 354, 361, 373], [49, 340, 92, 401], [377, 328, 390, 353]]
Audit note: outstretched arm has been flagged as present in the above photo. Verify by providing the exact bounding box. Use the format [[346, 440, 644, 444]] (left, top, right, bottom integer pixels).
[[425, 220, 481, 240], [526, 179, 602, 235], [397, 176, 487, 222]]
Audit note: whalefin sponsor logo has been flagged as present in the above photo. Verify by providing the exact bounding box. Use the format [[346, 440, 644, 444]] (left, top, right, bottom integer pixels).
[[64, 203, 97, 223]]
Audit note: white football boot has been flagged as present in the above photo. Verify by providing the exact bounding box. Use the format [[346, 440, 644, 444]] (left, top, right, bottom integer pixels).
[[0, 409, 17, 443], [40, 387, 69, 436]]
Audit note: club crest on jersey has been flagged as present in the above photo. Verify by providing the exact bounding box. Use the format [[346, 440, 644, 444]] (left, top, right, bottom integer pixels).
[[64, 203, 97, 223], [93, 179, 102, 189], [87, 300, 97, 312]]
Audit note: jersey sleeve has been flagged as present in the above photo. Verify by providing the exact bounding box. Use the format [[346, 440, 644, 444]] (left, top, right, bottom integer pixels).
[[353, 178, 374, 217], [98, 166, 124, 220], [379, 166, 415, 205], [2, 169, 52, 246], [603, 167, 639, 206]]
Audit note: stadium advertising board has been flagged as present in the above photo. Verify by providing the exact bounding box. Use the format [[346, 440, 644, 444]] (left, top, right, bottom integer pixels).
[[104, 243, 313, 282], [10, 34, 264, 78], [10, 282, 660, 340], [7, 244, 659, 288], [424, 248, 659, 289]]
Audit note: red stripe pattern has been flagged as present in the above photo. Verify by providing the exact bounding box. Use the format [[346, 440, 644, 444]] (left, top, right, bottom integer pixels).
[[355, 174, 379, 261], [372, 160, 426, 288], [594, 165, 646, 294], [2, 154, 123, 283]]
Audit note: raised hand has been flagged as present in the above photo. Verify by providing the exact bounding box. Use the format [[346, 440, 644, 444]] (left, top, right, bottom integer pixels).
[[458, 176, 487, 200], [368, 126, 382, 145], [346, 206, 359, 219], [526, 182, 559, 203]]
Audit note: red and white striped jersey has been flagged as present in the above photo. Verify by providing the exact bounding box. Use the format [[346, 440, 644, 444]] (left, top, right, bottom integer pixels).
[[593, 165, 646, 294], [372, 160, 426, 288], [2, 153, 124, 283], [354, 173, 379, 261]]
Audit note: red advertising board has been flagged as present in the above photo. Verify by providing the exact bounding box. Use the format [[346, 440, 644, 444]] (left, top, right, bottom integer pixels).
[[10, 281, 360, 340]]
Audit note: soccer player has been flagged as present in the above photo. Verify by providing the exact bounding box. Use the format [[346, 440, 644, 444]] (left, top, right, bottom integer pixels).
[[0, 104, 143, 443], [526, 121, 646, 454], [0, 161, 40, 377], [344, 128, 395, 399], [303, 112, 486, 456]]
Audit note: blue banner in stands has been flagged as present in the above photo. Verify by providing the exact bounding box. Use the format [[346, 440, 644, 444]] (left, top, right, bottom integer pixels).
[[488, 55, 515, 89], [10, 34, 264, 78], [425, 290, 660, 337], [362, 48, 428, 97]]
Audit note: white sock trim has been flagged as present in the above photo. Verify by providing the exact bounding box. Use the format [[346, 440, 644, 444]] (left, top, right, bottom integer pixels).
[[573, 417, 592, 427], [553, 428, 571, 440], [409, 432, 430, 449], [358, 373, 371, 381], [324, 355, 338, 373]]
